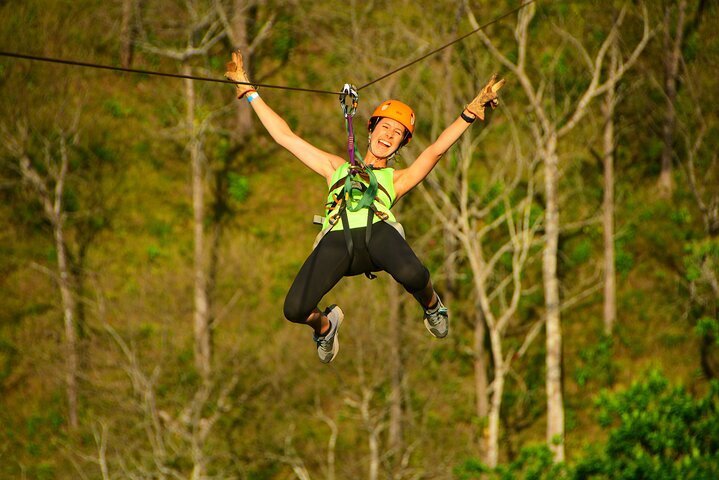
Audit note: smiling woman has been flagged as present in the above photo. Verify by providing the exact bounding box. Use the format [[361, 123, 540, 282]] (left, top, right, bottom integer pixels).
[[366, 99, 415, 163], [225, 49, 505, 363]]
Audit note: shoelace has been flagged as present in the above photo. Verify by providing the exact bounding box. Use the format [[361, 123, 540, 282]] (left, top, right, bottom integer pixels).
[[425, 306, 447, 326]]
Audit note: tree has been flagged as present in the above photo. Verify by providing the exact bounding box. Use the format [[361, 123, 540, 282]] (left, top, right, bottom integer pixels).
[[138, 0, 226, 382], [657, 0, 707, 196], [600, 39, 619, 336], [678, 55, 719, 379], [214, 0, 274, 139], [3, 118, 82, 429], [472, 1, 650, 460], [119, 0, 142, 68], [573, 371, 719, 479], [95, 322, 250, 479], [423, 119, 542, 467]]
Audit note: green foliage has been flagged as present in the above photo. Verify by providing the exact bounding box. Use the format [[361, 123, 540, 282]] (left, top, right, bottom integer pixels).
[[149, 220, 172, 240], [27, 462, 55, 480], [574, 335, 616, 387], [670, 207, 692, 227], [695, 317, 719, 346], [568, 238, 592, 266], [496, 445, 568, 480], [642, 138, 664, 166], [146, 244, 162, 261], [0, 338, 17, 383], [683, 238, 719, 282], [455, 445, 568, 480], [103, 97, 133, 118], [270, 13, 296, 60], [615, 240, 634, 278], [228, 172, 250, 203], [454, 458, 490, 479], [574, 371, 719, 479]]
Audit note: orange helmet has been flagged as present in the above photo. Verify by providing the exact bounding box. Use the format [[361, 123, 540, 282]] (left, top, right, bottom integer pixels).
[[368, 99, 415, 146]]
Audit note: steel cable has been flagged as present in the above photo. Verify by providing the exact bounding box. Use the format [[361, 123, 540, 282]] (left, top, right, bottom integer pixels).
[[357, 0, 537, 91], [0, 50, 341, 95], [0, 1, 536, 95]]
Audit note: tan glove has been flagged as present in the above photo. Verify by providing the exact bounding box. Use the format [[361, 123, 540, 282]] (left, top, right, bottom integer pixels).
[[224, 50, 255, 99], [466, 74, 506, 121]]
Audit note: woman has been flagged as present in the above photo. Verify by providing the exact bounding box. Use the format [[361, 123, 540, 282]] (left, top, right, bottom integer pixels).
[[225, 50, 504, 363]]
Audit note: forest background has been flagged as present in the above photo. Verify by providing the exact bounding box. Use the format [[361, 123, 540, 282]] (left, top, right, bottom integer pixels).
[[1, 0, 718, 479]]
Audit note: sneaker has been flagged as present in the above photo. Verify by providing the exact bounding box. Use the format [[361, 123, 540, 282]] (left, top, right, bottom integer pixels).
[[423, 295, 449, 338], [314, 305, 344, 363]]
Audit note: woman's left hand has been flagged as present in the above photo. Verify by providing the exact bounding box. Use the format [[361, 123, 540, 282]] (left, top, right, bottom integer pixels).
[[466, 74, 506, 121]]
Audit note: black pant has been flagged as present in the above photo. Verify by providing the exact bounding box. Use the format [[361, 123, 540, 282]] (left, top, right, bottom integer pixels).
[[283, 222, 430, 323]]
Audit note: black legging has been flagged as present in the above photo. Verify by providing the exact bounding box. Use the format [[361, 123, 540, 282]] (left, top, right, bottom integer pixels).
[[283, 221, 430, 323]]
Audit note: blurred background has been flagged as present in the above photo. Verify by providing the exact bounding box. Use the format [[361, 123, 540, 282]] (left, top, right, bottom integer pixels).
[[1, 0, 718, 478]]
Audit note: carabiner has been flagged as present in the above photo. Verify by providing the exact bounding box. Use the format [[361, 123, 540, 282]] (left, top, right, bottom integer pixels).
[[339, 83, 359, 118]]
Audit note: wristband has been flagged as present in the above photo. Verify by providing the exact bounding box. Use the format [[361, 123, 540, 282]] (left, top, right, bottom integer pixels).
[[460, 110, 476, 124], [246, 91, 259, 103]]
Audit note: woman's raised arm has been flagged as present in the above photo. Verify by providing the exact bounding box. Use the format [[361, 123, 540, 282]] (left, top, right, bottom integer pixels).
[[225, 50, 344, 181], [393, 74, 505, 200]]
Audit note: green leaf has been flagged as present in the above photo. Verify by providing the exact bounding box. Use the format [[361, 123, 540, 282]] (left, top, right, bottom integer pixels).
[[228, 173, 250, 203]]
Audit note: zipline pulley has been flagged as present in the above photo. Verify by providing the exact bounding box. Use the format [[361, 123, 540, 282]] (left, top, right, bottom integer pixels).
[[339, 83, 359, 118], [339, 83, 361, 167]]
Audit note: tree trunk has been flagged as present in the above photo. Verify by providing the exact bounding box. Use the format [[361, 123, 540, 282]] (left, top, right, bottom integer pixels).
[[55, 216, 79, 429], [543, 135, 565, 462], [120, 0, 139, 68], [487, 331, 504, 468], [56, 137, 79, 429], [658, 0, 687, 196], [233, 0, 253, 139], [369, 424, 379, 480], [602, 43, 618, 336], [473, 305, 490, 462], [387, 279, 403, 455], [185, 64, 212, 382]]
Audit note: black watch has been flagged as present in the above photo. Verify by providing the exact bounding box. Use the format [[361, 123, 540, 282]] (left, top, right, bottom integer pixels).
[[461, 110, 476, 123]]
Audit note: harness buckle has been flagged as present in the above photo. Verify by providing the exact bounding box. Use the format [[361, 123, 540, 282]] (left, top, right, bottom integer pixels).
[[374, 210, 390, 221]]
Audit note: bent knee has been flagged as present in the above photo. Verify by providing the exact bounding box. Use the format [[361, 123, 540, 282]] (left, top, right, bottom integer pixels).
[[396, 264, 430, 293], [283, 296, 312, 324]]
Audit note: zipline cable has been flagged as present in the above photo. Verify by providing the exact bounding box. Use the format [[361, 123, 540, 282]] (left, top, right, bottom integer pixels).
[[0, 51, 342, 95], [0, 0, 536, 95], [357, 0, 537, 91]]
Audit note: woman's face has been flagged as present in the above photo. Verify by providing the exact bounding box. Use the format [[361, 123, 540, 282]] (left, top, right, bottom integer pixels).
[[369, 117, 406, 158]]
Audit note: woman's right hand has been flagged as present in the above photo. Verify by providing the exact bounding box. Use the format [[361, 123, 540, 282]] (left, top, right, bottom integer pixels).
[[224, 50, 255, 99]]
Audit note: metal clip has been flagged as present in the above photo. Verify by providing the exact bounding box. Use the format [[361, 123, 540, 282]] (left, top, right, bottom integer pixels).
[[339, 83, 358, 117]]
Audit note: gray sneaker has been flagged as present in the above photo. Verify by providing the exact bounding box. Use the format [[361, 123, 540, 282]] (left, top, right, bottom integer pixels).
[[314, 305, 344, 363], [423, 295, 449, 338]]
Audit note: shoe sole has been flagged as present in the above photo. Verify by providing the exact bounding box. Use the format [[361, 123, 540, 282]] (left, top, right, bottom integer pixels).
[[320, 304, 344, 363]]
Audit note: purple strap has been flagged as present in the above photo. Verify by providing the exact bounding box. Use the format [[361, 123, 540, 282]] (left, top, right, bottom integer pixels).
[[346, 113, 356, 166]]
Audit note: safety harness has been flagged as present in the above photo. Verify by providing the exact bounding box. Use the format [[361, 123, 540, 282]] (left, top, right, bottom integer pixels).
[[312, 84, 395, 279]]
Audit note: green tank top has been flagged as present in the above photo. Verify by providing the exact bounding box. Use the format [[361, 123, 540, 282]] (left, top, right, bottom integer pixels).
[[322, 162, 397, 231]]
